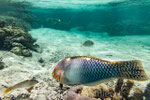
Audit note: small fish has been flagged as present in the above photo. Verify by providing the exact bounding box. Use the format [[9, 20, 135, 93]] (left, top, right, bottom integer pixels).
[[4, 79, 38, 94], [52, 56, 148, 85]]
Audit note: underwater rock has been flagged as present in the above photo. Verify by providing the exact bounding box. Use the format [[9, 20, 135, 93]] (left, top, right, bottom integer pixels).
[[0, 20, 5, 28], [0, 29, 5, 47], [129, 88, 144, 100], [22, 49, 32, 57], [112, 93, 122, 100], [64, 85, 97, 100], [115, 79, 124, 93], [80, 83, 113, 99], [11, 47, 22, 55], [0, 25, 38, 57], [144, 83, 150, 100], [12, 43, 25, 49], [0, 57, 6, 70], [0, 16, 31, 31], [120, 80, 134, 99], [83, 40, 94, 47], [11, 46, 32, 57], [38, 58, 44, 63], [38, 58, 45, 67], [64, 79, 146, 100]]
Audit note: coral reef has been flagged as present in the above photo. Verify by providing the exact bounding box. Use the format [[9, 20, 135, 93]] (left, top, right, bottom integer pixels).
[[129, 88, 144, 100], [64, 85, 97, 100], [0, 24, 38, 57], [144, 83, 150, 100], [83, 40, 94, 47], [80, 83, 114, 99], [0, 16, 31, 32], [120, 80, 134, 99], [115, 79, 124, 93], [64, 79, 150, 100]]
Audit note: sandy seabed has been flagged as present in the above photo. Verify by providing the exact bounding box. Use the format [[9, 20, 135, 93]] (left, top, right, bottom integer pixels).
[[0, 28, 150, 99]]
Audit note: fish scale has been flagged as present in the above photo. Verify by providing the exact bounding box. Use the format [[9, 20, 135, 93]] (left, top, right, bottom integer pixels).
[[78, 58, 118, 84]]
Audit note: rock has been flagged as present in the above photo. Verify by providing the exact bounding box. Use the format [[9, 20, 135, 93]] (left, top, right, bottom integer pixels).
[[64, 85, 98, 100], [22, 49, 32, 57], [12, 43, 25, 49], [0, 16, 31, 31], [0, 57, 6, 70], [129, 88, 144, 100], [115, 79, 124, 93], [38, 58, 44, 63], [83, 40, 94, 47], [80, 83, 113, 99], [0, 29, 5, 47], [120, 80, 134, 99], [144, 83, 150, 100], [0, 20, 5, 28], [11, 47, 22, 55], [0, 25, 38, 57]]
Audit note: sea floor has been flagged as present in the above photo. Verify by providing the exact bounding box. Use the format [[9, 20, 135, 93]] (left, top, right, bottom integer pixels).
[[0, 28, 150, 99]]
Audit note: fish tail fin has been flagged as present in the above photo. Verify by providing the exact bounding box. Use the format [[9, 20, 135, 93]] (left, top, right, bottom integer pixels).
[[4, 87, 12, 94], [116, 60, 148, 81]]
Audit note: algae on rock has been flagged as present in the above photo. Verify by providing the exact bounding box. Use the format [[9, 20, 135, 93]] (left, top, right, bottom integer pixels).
[[0, 16, 31, 32], [0, 24, 38, 57]]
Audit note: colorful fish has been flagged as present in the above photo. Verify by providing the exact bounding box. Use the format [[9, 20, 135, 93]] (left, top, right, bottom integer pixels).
[[4, 79, 38, 94], [52, 56, 148, 85]]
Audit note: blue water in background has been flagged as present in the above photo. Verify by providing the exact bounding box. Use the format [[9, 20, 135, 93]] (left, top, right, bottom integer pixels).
[[0, 0, 150, 36], [30, 0, 150, 36]]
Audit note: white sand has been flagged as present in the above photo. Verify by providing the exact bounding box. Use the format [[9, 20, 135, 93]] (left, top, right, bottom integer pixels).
[[0, 28, 150, 99]]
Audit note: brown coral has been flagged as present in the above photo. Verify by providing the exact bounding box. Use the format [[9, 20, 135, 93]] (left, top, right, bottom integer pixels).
[[115, 79, 124, 93], [80, 83, 112, 99], [120, 80, 134, 99], [63, 79, 149, 100], [144, 83, 150, 100], [0, 25, 39, 57]]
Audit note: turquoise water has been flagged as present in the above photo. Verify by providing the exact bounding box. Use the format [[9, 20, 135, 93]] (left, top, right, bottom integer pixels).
[[0, 0, 150, 99]]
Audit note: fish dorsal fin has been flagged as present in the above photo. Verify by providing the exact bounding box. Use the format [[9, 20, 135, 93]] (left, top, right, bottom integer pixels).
[[67, 56, 110, 63]]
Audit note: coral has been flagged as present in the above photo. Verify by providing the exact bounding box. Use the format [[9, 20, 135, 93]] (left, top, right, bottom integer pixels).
[[144, 83, 150, 100], [0, 25, 39, 57], [64, 85, 97, 100], [0, 20, 5, 28], [5, 11, 41, 29], [120, 80, 134, 99], [129, 88, 144, 100], [115, 79, 124, 93], [83, 40, 94, 47], [0, 16, 31, 31], [80, 83, 113, 99], [64, 79, 148, 100]]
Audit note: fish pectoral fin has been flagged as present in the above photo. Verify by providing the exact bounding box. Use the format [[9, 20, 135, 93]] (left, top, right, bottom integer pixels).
[[26, 85, 34, 92]]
